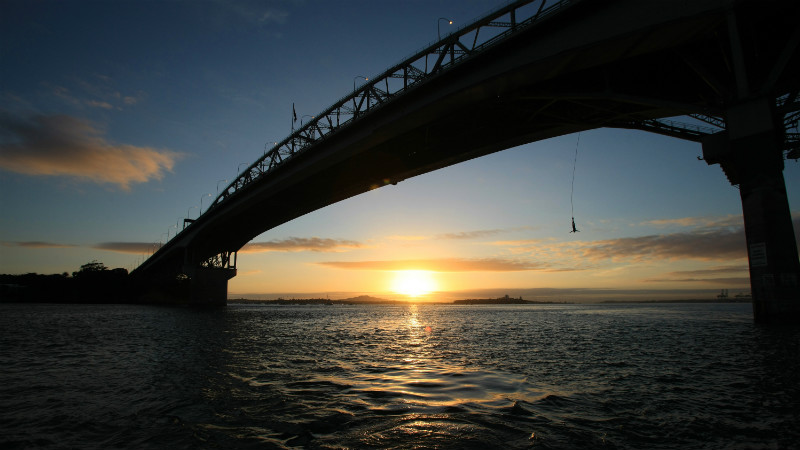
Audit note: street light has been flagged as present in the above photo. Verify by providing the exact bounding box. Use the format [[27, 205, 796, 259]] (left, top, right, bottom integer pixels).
[[438, 17, 453, 40], [187, 205, 198, 220], [300, 114, 314, 126], [237, 162, 249, 175], [200, 193, 212, 214], [216, 179, 228, 195], [354, 75, 369, 90]]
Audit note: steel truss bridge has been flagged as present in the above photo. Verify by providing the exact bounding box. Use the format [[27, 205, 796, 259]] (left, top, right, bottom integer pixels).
[[132, 0, 800, 322]]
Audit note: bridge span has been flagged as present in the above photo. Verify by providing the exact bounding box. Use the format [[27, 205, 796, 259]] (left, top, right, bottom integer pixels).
[[132, 0, 800, 322]]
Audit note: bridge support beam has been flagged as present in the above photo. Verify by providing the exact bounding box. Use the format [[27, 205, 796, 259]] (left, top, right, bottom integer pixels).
[[703, 99, 800, 323], [188, 267, 236, 306]]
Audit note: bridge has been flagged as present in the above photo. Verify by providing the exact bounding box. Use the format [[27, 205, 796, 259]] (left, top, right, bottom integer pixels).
[[131, 0, 800, 323]]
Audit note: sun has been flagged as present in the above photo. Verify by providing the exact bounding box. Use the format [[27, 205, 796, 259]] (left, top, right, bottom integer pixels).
[[391, 270, 437, 297]]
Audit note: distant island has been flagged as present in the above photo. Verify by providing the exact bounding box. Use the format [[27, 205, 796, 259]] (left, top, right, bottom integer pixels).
[[453, 294, 569, 305]]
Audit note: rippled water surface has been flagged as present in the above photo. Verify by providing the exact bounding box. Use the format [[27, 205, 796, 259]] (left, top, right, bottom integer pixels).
[[1, 302, 798, 449]]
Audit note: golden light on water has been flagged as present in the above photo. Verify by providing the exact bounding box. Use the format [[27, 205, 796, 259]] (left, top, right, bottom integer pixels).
[[391, 270, 437, 297]]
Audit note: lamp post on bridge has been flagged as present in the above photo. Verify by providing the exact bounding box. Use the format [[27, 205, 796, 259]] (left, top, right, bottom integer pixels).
[[354, 75, 369, 91], [184, 206, 198, 229], [167, 224, 177, 241], [216, 179, 228, 196], [437, 17, 453, 40], [200, 193, 212, 215], [300, 115, 314, 126]]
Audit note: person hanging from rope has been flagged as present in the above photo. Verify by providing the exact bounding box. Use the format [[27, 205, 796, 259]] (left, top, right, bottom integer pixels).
[[569, 133, 580, 234]]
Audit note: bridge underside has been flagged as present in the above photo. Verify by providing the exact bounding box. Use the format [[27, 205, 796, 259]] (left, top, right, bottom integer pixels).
[[134, 0, 800, 321]]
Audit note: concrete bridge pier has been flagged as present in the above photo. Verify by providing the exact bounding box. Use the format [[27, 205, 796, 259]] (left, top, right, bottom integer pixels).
[[188, 267, 236, 306], [703, 99, 800, 323]]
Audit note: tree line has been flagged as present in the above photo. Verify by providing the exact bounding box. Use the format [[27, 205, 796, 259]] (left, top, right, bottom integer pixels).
[[0, 261, 130, 303]]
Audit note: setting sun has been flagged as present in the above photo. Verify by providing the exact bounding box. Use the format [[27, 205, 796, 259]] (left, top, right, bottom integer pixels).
[[391, 270, 437, 297]]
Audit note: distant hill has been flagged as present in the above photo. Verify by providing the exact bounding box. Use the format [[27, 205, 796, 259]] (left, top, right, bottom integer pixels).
[[453, 295, 567, 305], [228, 295, 397, 305]]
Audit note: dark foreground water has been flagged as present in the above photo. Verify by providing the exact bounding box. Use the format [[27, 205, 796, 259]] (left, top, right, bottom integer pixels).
[[1, 302, 798, 449]]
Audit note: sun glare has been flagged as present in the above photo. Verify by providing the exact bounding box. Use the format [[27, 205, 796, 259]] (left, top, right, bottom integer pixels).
[[391, 270, 437, 297]]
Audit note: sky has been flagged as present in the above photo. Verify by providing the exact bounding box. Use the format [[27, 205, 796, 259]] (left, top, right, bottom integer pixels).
[[2, 0, 798, 302]]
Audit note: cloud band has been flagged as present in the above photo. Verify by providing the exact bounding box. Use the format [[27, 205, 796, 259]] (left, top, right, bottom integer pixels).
[[0, 113, 181, 190]]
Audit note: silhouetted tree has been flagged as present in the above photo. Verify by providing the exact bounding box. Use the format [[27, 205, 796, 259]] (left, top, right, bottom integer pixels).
[[73, 260, 107, 277]]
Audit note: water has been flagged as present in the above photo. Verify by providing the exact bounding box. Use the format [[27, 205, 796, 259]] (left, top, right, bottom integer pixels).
[[1, 302, 798, 449]]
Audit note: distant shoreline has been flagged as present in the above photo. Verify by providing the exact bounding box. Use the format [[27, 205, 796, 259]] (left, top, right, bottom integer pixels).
[[600, 297, 751, 304], [228, 296, 751, 305], [227, 295, 407, 305]]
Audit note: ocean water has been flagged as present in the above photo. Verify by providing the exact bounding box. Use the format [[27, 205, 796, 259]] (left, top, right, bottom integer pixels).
[[1, 302, 798, 449]]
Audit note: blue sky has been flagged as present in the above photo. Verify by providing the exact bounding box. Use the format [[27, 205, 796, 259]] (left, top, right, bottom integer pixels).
[[2, 0, 798, 300]]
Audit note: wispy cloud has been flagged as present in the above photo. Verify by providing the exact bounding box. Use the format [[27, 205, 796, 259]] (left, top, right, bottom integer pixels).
[[2, 241, 76, 249], [44, 81, 145, 111], [386, 234, 429, 241], [492, 216, 798, 264], [317, 257, 557, 272], [578, 226, 746, 262], [664, 265, 749, 277], [94, 242, 157, 254], [640, 215, 742, 228], [85, 100, 114, 110], [256, 8, 289, 23], [122, 95, 142, 106], [644, 276, 751, 285], [640, 217, 706, 227], [490, 239, 544, 246], [390, 226, 533, 242], [435, 229, 506, 240], [643, 264, 750, 285], [579, 216, 799, 262], [0, 113, 182, 190], [242, 237, 362, 253], [211, 0, 290, 26]]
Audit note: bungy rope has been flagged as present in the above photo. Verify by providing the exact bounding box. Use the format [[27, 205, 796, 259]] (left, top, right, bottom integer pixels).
[[570, 133, 580, 233]]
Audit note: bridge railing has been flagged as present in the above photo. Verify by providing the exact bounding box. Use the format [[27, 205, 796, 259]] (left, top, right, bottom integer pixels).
[[203, 0, 578, 216], [615, 117, 722, 142]]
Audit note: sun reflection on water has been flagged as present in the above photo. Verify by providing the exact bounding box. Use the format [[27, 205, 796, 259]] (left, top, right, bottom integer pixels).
[[222, 304, 546, 448]]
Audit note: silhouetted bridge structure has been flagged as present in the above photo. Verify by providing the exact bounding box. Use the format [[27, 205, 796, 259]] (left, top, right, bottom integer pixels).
[[132, 0, 800, 323]]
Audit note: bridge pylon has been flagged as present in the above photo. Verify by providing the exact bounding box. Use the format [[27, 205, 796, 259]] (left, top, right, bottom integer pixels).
[[186, 266, 236, 306], [184, 250, 237, 306], [132, 250, 236, 306], [703, 99, 800, 323]]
